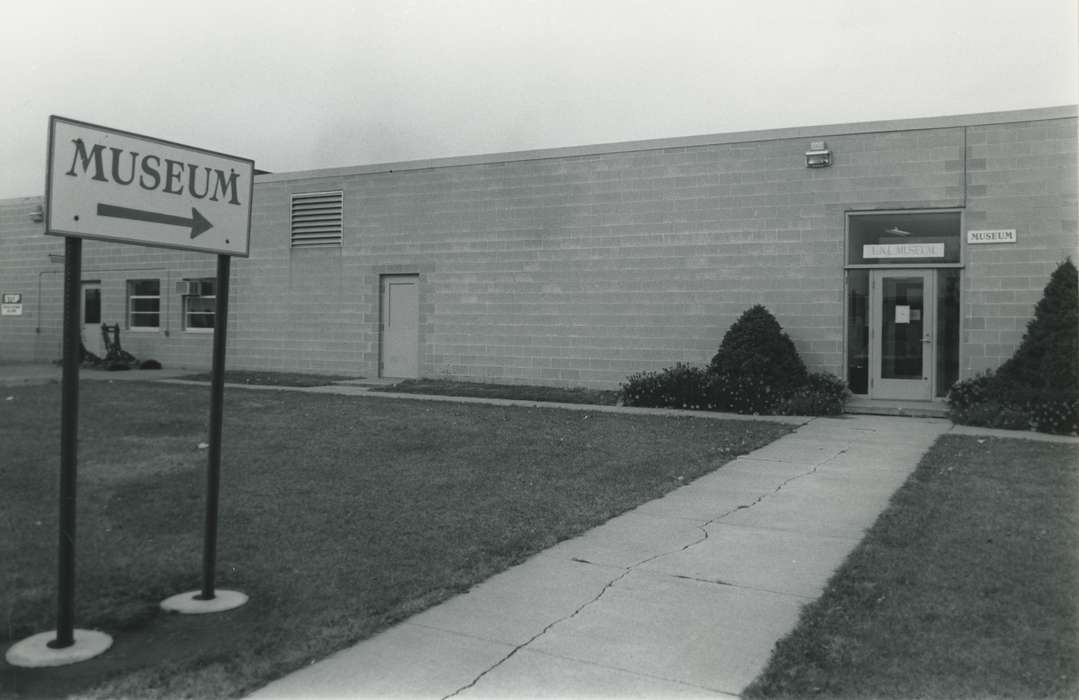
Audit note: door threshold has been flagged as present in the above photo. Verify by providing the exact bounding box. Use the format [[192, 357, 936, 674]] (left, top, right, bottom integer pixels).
[[846, 396, 949, 418]]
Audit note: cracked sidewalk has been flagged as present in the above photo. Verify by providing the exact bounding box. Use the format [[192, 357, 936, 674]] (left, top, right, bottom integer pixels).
[[249, 414, 951, 699]]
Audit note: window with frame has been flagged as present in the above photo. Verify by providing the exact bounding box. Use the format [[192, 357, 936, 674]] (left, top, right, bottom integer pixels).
[[182, 278, 216, 331], [847, 210, 962, 266], [127, 279, 160, 329]]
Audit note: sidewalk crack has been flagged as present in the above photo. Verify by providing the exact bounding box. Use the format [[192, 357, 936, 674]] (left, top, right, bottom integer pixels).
[[442, 441, 852, 698], [441, 563, 634, 699], [647, 445, 851, 568]]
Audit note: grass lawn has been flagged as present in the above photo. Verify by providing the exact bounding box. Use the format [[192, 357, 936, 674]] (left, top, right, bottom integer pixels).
[[745, 434, 1079, 699], [1, 381, 790, 698], [175, 370, 360, 387], [372, 378, 621, 406]]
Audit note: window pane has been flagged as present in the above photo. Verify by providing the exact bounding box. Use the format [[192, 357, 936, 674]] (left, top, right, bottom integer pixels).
[[846, 270, 869, 394], [131, 312, 159, 328], [187, 298, 215, 314], [183, 282, 216, 330], [187, 313, 214, 329], [130, 279, 160, 296], [127, 279, 160, 329], [880, 277, 925, 380], [936, 269, 961, 397], [849, 211, 961, 265]]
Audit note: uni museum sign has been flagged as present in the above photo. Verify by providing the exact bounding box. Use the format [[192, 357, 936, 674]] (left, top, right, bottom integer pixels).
[[862, 243, 945, 259]]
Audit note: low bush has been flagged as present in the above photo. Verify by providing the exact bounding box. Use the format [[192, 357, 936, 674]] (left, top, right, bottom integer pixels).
[[946, 371, 997, 410], [775, 372, 851, 416], [620, 363, 714, 410], [948, 372, 1078, 434]]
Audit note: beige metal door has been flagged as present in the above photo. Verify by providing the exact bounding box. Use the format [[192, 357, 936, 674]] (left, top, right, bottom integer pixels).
[[870, 270, 934, 401], [81, 282, 104, 358], [380, 275, 419, 378]]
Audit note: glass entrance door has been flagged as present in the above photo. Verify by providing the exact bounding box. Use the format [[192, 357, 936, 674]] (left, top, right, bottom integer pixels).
[[870, 270, 934, 400]]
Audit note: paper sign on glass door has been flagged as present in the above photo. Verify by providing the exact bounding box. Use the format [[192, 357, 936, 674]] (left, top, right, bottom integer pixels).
[[895, 305, 910, 323]]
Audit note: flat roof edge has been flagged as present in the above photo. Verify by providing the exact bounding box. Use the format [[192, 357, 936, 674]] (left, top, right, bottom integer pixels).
[[256, 105, 1078, 184], [0, 195, 43, 206]]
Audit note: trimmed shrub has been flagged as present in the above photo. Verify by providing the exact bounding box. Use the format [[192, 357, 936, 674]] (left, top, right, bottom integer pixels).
[[997, 258, 1078, 392], [947, 260, 1079, 435], [710, 305, 807, 413]]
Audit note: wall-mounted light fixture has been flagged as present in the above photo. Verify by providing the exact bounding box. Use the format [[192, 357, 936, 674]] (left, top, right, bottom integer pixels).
[[30, 204, 44, 222], [805, 141, 832, 168]]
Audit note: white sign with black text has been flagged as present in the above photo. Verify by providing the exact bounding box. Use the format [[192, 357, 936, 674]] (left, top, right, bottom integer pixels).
[[967, 229, 1017, 244], [46, 116, 254, 257], [1, 292, 22, 316]]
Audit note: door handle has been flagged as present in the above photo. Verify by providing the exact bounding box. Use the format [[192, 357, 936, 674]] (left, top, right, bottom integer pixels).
[[921, 335, 932, 343]]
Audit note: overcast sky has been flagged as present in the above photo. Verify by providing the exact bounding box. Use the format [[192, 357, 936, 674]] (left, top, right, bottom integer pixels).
[[2, 0, 1076, 199]]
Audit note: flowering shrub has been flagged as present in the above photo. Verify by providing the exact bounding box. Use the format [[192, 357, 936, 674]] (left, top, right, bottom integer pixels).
[[620, 363, 715, 410]]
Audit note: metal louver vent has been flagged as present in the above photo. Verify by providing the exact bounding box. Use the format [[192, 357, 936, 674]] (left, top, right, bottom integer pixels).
[[290, 191, 343, 247]]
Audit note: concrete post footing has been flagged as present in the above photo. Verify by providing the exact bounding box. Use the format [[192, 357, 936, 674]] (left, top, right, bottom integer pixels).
[[160, 589, 248, 614], [4, 629, 112, 667]]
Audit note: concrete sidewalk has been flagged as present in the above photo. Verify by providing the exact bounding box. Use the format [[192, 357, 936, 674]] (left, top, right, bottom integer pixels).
[[251, 414, 951, 699]]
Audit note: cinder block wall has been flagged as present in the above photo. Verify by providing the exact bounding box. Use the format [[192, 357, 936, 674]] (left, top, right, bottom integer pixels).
[[0, 197, 56, 362], [253, 127, 966, 387], [962, 117, 1078, 374]]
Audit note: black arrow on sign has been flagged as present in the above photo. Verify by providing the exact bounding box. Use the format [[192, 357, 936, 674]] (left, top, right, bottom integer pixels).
[[96, 203, 213, 239]]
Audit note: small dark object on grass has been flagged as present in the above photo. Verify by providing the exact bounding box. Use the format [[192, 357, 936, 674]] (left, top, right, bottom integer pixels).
[[140, 359, 162, 370]]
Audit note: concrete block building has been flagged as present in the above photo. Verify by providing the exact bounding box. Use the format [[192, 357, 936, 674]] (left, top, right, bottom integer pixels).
[[1, 106, 1076, 403]]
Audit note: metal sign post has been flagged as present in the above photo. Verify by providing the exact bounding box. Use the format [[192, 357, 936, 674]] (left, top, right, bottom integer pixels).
[[199, 255, 230, 600], [159, 254, 246, 613], [161, 252, 247, 613], [53, 235, 83, 649]]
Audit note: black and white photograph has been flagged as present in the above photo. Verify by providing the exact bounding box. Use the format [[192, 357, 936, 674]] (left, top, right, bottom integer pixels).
[[2, 2, 1077, 698]]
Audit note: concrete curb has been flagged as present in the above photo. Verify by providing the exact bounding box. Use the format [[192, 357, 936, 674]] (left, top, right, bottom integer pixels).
[[946, 423, 1079, 444], [150, 378, 812, 425]]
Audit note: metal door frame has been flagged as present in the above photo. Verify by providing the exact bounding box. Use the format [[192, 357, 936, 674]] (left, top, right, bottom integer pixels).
[[378, 274, 419, 379], [869, 269, 935, 400]]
